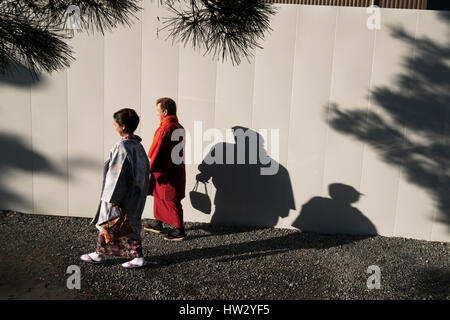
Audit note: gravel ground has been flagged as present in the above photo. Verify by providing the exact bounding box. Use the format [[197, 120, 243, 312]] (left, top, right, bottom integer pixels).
[[0, 210, 448, 300]]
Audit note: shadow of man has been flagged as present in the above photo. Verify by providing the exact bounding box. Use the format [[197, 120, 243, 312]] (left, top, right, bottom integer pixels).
[[292, 183, 377, 236], [194, 126, 295, 230]]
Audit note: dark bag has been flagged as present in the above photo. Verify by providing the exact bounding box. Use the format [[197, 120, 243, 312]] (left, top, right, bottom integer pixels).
[[189, 181, 211, 214], [99, 207, 134, 243]]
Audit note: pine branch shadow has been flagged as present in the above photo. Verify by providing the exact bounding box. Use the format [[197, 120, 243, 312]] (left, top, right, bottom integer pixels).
[[328, 12, 450, 231]]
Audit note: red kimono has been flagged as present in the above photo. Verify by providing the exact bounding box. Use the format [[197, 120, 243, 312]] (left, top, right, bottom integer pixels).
[[147, 115, 186, 228]]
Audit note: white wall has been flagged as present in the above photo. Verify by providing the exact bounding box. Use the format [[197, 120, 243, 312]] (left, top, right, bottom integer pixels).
[[1, 3, 449, 242]]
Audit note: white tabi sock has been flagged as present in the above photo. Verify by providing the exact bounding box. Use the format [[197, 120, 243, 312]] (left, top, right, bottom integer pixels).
[[128, 257, 144, 266], [89, 252, 103, 262]]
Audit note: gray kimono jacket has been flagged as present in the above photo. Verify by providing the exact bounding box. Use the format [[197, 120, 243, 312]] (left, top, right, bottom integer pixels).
[[91, 135, 150, 239]]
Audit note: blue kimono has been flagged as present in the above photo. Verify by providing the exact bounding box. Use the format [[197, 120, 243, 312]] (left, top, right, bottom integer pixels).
[[91, 135, 150, 239]]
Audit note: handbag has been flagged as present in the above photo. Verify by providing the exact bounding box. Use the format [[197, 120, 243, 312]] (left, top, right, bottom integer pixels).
[[189, 181, 211, 214], [99, 207, 135, 243]]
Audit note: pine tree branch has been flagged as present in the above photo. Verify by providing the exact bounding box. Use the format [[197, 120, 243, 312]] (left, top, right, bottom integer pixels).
[[0, 1, 74, 78], [159, 0, 276, 65], [0, 0, 275, 78], [0, 0, 141, 78]]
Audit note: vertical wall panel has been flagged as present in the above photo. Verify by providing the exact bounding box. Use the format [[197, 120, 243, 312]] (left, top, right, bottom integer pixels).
[[31, 71, 68, 216], [252, 5, 297, 170], [178, 46, 217, 223], [203, 58, 255, 225], [104, 14, 142, 159], [251, 4, 297, 228], [178, 48, 216, 133], [140, 0, 179, 151], [323, 7, 375, 204], [429, 10, 450, 242], [434, 81, 450, 241], [67, 33, 104, 218], [359, 9, 418, 237], [215, 60, 254, 132], [286, 6, 338, 229], [394, 10, 450, 241], [140, 0, 180, 219], [0, 78, 32, 213], [395, 180, 435, 240]]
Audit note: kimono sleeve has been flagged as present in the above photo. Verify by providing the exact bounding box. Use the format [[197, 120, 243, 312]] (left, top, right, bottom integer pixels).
[[101, 143, 133, 205]]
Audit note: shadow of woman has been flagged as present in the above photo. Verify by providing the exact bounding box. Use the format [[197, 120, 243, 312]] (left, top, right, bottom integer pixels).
[[192, 126, 295, 235], [292, 183, 377, 236]]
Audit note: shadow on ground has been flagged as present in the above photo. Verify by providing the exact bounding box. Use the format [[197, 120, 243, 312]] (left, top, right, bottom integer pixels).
[[150, 223, 374, 268]]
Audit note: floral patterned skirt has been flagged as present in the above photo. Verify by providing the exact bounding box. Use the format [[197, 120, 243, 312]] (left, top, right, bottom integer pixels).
[[95, 232, 143, 258]]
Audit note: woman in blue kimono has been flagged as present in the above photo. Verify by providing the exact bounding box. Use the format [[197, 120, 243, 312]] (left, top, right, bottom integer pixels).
[[81, 108, 150, 269]]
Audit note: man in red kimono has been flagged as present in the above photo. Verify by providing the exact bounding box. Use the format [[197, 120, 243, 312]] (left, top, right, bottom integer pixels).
[[145, 97, 186, 241]]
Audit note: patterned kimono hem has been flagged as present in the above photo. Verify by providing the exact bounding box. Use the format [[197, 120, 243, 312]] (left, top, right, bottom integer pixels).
[[95, 232, 143, 258]]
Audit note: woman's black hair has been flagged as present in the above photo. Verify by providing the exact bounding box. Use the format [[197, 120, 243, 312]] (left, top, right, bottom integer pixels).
[[113, 108, 140, 134]]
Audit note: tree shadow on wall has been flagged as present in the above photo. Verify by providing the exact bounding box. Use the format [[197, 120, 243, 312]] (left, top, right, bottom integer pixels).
[[0, 61, 46, 87], [0, 133, 63, 211], [328, 12, 450, 232], [0, 132, 101, 212]]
